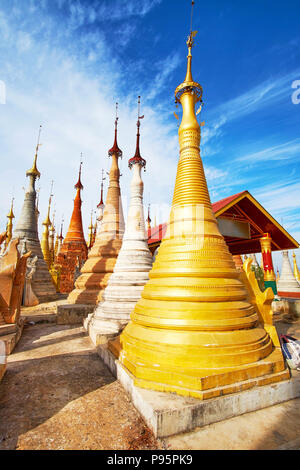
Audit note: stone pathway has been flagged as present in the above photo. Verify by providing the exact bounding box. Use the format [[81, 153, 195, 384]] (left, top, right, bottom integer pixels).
[[0, 323, 161, 450]]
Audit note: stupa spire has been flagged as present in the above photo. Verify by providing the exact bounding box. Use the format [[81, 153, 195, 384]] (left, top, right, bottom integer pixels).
[[64, 158, 85, 243], [26, 125, 42, 181], [56, 217, 64, 257], [119, 3, 288, 399], [147, 203, 151, 231], [97, 169, 105, 208], [41, 182, 53, 269], [128, 96, 146, 170], [108, 102, 122, 158], [75, 156, 83, 191], [6, 197, 15, 246], [88, 209, 94, 249]]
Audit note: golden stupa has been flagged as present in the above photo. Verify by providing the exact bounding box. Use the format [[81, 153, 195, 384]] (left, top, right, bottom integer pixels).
[[41, 192, 52, 270], [118, 30, 289, 399]]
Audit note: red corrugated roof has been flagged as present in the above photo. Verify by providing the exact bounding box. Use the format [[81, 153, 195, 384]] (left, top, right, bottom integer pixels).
[[211, 191, 247, 214]]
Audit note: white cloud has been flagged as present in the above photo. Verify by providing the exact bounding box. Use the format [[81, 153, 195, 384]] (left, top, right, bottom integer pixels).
[[0, 4, 178, 240], [235, 139, 300, 163]]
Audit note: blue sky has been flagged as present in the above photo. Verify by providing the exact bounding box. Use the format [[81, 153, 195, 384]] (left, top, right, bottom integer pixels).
[[0, 0, 300, 270]]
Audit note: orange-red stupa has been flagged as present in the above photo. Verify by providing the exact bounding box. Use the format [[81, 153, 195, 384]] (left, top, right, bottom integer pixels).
[[56, 161, 88, 293]]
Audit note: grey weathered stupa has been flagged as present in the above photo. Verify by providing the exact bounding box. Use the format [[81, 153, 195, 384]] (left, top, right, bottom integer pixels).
[[13, 127, 57, 303]]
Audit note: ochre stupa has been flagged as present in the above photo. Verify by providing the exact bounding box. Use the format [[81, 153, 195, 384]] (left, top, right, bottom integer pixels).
[[56, 162, 88, 293], [67, 109, 125, 305], [85, 97, 153, 344], [117, 31, 289, 400]]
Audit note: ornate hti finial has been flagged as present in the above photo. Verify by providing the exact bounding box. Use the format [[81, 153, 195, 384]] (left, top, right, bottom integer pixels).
[[44, 180, 54, 226], [147, 203, 151, 230], [128, 96, 146, 170], [5, 196, 15, 245], [175, 2, 202, 105], [97, 169, 106, 208], [58, 217, 64, 241], [75, 155, 84, 190], [7, 196, 15, 220], [108, 102, 122, 158], [27, 125, 42, 179]]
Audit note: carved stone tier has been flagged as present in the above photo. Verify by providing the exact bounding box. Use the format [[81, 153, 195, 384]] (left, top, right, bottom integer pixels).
[[85, 159, 153, 343]]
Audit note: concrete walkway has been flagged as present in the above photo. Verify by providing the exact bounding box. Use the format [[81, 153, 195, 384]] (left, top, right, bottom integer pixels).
[[0, 323, 160, 450], [0, 314, 299, 450], [165, 317, 300, 450]]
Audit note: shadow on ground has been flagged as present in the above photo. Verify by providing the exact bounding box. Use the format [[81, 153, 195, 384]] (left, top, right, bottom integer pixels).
[[0, 323, 160, 450]]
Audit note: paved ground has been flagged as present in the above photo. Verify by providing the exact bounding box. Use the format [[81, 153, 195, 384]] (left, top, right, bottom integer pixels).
[[0, 312, 299, 450], [0, 323, 161, 450]]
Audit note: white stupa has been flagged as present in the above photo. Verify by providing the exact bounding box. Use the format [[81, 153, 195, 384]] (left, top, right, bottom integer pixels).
[[277, 250, 300, 293], [84, 98, 153, 344]]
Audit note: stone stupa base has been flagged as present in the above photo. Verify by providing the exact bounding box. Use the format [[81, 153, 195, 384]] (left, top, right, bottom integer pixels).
[[83, 312, 127, 345], [97, 340, 300, 438], [0, 319, 24, 355], [84, 284, 150, 346], [56, 303, 95, 325]]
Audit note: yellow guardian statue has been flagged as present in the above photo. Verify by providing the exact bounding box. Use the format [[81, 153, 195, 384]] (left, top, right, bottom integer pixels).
[[118, 31, 288, 399]]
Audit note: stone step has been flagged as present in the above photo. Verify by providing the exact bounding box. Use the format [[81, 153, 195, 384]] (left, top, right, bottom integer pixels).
[[0, 323, 17, 336], [0, 321, 24, 355], [0, 333, 18, 355], [22, 313, 57, 324]]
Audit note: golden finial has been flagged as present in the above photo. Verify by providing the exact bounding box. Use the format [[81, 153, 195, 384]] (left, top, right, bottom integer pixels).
[[109, 102, 122, 158], [175, 1, 202, 105], [75, 156, 84, 190], [128, 96, 146, 170], [97, 169, 106, 208], [59, 216, 64, 241], [7, 196, 15, 220], [44, 180, 54, 226], [27, 125, 42, 179]]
